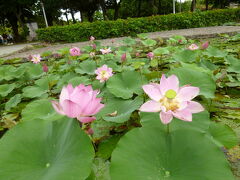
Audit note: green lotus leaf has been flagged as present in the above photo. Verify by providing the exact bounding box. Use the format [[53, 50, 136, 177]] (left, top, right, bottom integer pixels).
[[107, 71, 147, 99], [21, 99, 62, 121], [226, 55, 240, 73], [2, 84, 17, 96], [75, 60, 96, 75], [0, 83, 16, 97], [110, 127, 234, 180], [22, 86, 48, 98], [97, 96, 143, 123], [0, 117, 94, 180], [208, 122, 238, 149], [5, 94, 22, 111], [153, 47, 170, 56], [173, 49, 198, 63], [142, 39, 157, 46], [137, 33, 148, 40], [122, 37, 136, 46], [203, 46, 228, 58], [170, 67, 216, 98], [69, 76, 91, 87], [140, 111, 210, 132], [25, 63, 44, 79]]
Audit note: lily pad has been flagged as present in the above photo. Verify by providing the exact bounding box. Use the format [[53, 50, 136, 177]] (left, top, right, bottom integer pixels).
[[5, 94, 22, 111], [107, 71, 147, 99], [170, 67, 216, 98], [110, 127, 234, 180], [21, 99, 62, 121], [0, 117, 94, 180], [173, 49, 198, 63], [141, 39, 157, 47], [75, 60, 96, 75], [0, 83, 16, 97], [97, 96, 143, 123]]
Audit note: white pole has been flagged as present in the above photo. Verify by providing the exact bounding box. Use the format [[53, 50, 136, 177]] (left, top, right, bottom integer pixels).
[[180, 0, 182, 12], [173, 0, 176, 14], [40, 1, 48, 27]]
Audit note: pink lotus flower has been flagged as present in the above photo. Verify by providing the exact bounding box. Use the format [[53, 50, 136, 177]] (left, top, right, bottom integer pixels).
[[90, 36, 95, 41], [91, 44, 97, 49], [201, 41, 209, 49], [52, 84, 104, 123], [42, 64, 48, 73], [121, 53, 127, 62], [31, 54, 41, 64], [147, 52, 154, 60], [100, 47, 111, 54], [188, 44, 199, 50], [70, 47, 81, 56], [135, 52, 140, 57], [139, 74, 204, 124], [95, 64, 113, 83]]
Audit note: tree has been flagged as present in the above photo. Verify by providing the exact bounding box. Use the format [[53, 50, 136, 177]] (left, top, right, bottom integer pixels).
[[191, 0, 197, 11], [0, 0, 37, 41]]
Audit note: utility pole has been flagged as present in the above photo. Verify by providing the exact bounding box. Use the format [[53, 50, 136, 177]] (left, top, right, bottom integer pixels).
[[40, 0, 48, 27], [179, 0, 182, 12], [173, 0, 176, 14]]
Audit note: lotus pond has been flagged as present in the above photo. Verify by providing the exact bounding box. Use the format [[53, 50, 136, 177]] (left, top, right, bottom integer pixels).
[[0, 33, 240, 180]]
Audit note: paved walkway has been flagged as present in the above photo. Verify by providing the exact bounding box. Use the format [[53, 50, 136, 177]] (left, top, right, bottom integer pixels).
[[1, 25, 240, 59]]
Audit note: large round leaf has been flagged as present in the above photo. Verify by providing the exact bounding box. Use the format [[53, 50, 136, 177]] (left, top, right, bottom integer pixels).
[[97, 96, 143, 123], [208, 122, 238, 149], [170, 67, 216, 98], [75, 60, 96, 75], [140, 111, 210, 132], [0, 117, 94, 180], [173, 49, 199, 63], [0, 83, 16, 97], [110, 127, 234, 180], [107, 71, 147, 99], [22, 86, 48, 98], [21, 99, 62, 121]]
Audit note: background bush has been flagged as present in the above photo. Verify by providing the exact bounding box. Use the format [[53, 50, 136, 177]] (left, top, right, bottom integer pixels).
[[37, 8, 240, 42]]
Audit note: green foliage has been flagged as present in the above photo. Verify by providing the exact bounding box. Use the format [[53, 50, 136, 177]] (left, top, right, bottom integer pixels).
[[37, 8, 240, 42], [107, 71, 146, 99], [110, 127, 234, 180], [170, 66, 216, 98], [21, 99, 62, 121], [0, 117, 94, 180]]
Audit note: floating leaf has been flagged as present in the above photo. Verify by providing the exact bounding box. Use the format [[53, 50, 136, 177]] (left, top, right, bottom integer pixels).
[[0, 118, 94, 180], [22, 86, 48, 98], [153, 47, 170, 56], [107, 71, 146, 99], [5, 94, 22, 111], [110, 127, 234, 180], [141, 39, 157, 47], [122, 37, 136, 46], [97, 96, 143, 123], [0, 83, 16, 97], [203, 46, 228, 58], [173, 49, 198, 63], [208, 122, 238, 149], [226, 55, 240, 73], [75, 60, 96, 75], [170, 67, 216, 98], [21, 99, 62, 121]]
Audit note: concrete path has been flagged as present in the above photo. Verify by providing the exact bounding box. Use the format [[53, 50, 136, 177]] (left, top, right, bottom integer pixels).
[[1, 25, 240, 59], [0, 43, 37, 58]]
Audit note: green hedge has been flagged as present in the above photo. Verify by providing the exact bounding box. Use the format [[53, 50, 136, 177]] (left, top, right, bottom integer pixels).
[[37, 8, 240, 42]]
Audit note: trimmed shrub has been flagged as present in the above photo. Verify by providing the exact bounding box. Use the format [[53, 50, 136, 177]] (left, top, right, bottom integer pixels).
[[37, 8, 240, 42]]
